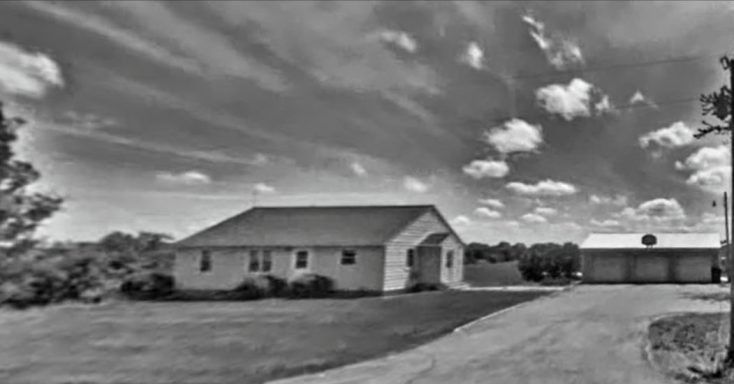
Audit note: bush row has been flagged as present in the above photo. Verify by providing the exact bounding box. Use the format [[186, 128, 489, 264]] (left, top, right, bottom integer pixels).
[[120, 272, 340, 301]]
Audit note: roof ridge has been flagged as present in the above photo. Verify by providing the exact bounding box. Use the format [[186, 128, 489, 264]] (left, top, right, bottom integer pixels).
[[250, 204, 436, 209]]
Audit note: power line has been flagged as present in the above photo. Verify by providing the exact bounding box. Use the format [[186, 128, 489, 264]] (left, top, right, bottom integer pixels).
[[504, 51, 727, 82]]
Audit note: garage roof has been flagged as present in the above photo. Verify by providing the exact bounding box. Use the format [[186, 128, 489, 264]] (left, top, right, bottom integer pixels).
[[581, 233, 721, 249]]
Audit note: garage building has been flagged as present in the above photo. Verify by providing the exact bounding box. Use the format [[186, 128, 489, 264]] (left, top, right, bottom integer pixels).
[[580, 233, 721, 284]]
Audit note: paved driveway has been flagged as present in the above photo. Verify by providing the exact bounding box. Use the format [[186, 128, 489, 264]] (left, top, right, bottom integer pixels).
[[272, 285, 729, 384]]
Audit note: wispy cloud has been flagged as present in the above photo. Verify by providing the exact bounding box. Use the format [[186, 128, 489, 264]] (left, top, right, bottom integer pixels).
[[589, 194, 628, 206], [478, 198, 504, 210], [0, 40, 63, 98], [475, 207, 502, 219], [534, 207, 558, 217], [24, 1, 201, 74], [378, 30, 418, 53], [350, 161, 368, 177], [156, 170, 211, 185], [451, 215, 472, 226], [522, 13, 584, 70], [485, 119, 543, 154], [590, 218, 621, 228], [403, 176, 430, 193], [506, 179, 578, 197], [629, 90, 657, 108], [460, 41, 484, 70], [254, 182, 276, 194], [462, 159, 509, 179], [521, 213, 548, 224]]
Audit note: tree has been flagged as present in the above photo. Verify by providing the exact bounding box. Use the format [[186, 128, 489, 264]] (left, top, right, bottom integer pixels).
[[695, 56, 734, 361], [0, 102, 62, 258]]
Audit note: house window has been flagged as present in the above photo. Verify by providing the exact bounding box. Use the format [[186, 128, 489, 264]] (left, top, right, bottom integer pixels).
[[406, 248, 415, 267], [249, 250, 260, 272], [199, 250, 212, 272], [446, 250, 454, 268], [262, 250, 272, 272], [295, 250, 309, 269], [341, 249, 357, 265]]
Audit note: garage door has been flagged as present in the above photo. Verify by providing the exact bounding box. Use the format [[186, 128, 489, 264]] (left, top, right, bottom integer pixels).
[[632, 254, 669, 283], [589, 255, 627, 282], [675, 255, 711, 283]]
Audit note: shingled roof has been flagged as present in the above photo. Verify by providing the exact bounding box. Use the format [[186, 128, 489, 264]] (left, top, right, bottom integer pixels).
[[177, 205, 459, 248]]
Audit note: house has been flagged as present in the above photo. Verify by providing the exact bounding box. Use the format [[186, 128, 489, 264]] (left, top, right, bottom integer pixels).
[[580, 232, 721, 284], [174, 205, 465, 292]]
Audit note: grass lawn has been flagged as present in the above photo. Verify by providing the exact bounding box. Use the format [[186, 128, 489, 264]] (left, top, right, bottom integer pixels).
[[464, 260, 527, 287], [0, 290, 546, 384], [648, 313, 732, 383]]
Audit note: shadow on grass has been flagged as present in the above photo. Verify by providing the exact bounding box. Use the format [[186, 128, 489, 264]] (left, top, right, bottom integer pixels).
[[681, 290, 730, 303]]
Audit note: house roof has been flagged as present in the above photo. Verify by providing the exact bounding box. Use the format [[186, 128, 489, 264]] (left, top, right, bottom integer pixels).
[[177, 205, 462, 248], [580, 233, 721, 250]]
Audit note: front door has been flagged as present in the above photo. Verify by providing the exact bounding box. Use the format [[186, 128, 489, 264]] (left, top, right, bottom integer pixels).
[[417, 246, 442, 284]]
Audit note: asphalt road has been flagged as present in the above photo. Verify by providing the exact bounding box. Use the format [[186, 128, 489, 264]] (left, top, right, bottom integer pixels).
[[271, 285, 729, 384]]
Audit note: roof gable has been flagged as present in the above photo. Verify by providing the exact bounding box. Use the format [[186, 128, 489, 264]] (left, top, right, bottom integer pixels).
[[580, 233, 721, 249], [177, 205, 441, 248]]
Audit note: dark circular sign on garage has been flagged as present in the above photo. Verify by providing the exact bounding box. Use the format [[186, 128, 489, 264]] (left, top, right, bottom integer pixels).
[[642, 234, 657, 247]]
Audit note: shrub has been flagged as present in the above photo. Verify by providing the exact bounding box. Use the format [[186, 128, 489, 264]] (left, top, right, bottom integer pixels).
[[120, 271, 174, 300], [407, 282, 448, 293], [0, 255, 108, 309], [287, 273, 334, 298], [262, 274, 288, 297]]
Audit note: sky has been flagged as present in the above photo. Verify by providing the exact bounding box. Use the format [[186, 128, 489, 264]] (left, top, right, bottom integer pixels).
[[0, 1, 733, 245]]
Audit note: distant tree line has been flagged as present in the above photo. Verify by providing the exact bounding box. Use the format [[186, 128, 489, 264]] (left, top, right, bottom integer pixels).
[[465, 241, 581, 283]]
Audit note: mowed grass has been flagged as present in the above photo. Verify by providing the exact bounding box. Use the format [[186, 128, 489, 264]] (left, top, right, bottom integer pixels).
[[0, 290, 546, 384], [464, 260, 527, 287]]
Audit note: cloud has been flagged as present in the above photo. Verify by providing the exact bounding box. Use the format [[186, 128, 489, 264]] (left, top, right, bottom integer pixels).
[[403, 176, 429, 193], [462, 159, 509, 179], [156, 170, 211, 185], [460, 41, 484, 70], [536, 78, 610, 121], [589, 194, 628, 206], [675, 145, 730, 192], [485, 119, 543, 154], [478, 198, 504, 209], [254, 182, 276, 194], [0, 40, 64, 98], [206, 3, 439, 100], [451, 215, 472, 226], [522, 13, 584, 70], [506, 179, 578, 197], [590, 219, 621, 228], [594, 95, 615, 115], [614, 198, 686, 222], [378, 30, 418, 53], [474, 207, 502, 219], [104, 1, 287, 91], [534, 207, 558, 217], [521, 213, 548, 224], [676, 145, 729, 170], [639, 121, 695, 149], [350, 161, 368, 177], [629, 90, 657, 107]]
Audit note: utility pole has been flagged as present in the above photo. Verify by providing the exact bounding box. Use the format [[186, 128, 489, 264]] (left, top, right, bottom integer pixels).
[[728, 56, 734, 360], [725, 191, 730, 279]]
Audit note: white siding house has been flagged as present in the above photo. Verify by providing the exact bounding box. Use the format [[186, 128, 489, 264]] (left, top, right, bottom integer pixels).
[[174, 205, 465, 292]]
